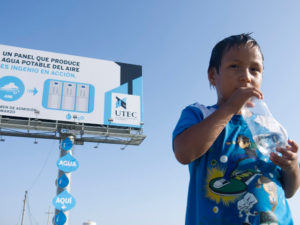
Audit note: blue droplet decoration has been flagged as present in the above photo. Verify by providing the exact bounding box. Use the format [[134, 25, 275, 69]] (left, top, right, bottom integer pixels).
[[66, 113, 72, 120], [57, 173, 69, 189], [54, 211, 67, 225], [61, 137, 73, 151]]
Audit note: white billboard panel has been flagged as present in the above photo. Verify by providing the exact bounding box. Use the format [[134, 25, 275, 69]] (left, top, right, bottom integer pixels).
[[0, 44, 143, 128]]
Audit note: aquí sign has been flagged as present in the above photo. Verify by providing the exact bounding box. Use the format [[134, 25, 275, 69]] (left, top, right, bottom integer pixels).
[[52, 190, 76, 211]]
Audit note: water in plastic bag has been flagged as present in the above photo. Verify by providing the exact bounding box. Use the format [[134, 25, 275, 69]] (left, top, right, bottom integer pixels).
[[241, 98, 288, 156]]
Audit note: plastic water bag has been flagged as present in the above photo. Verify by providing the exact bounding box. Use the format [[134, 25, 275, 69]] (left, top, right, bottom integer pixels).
[[241, 98, 288, 156]]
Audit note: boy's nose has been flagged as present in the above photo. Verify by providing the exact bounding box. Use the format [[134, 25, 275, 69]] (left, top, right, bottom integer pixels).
[[240, 70, 251, 82]]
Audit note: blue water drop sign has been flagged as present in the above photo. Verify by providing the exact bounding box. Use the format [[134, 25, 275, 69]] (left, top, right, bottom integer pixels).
[[57, 153, 79, 173], [61, 137, 73, 151], [0, 76, 25, 101], [54, 211, 67, 225], [57, 173, 69, 189], [52, 190, 76, 211], [66, 113, 72, 120]]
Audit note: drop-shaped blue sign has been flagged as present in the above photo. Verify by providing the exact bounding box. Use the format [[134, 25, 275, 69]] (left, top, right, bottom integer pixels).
[[57, 153, 79, 173], [54, 211, 67, 225], [52, 190, 76, 211], [0, 76, 25, 101], [57, 173, 69, 189], [61, 137, 73, 151], [66, 113, 72, 120]]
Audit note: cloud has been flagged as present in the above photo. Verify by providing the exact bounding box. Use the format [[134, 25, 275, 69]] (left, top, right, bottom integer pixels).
[[0, 82, 19, 91]]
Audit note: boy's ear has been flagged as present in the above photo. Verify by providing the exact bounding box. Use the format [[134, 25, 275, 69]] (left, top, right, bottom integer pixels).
[[208, 68, 216, 86]]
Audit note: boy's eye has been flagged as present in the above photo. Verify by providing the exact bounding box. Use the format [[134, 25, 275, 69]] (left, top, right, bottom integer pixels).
[[250, 67, 260, 73], [229, 64, 238, 69]]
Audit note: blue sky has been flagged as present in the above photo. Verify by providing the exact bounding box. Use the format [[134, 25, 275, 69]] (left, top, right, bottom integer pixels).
[[0, 1, 300, 225]]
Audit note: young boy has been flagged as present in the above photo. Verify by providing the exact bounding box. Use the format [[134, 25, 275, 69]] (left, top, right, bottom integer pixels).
[[172, 33, 300, 225]]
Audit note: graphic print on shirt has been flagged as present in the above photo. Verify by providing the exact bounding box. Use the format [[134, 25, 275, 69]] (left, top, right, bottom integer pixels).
[[206, 134, 281, 224], [208, 135, 261, 197], [259, 211, 278, 225], [237, 192, 258, 225], [205, 167, 238, 205], [256, 176, 278, 224]]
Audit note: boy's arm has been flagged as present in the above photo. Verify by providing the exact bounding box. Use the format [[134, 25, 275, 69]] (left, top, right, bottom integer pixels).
[[173, 104, 235, 164], [270, 140, 300, 198], [173, 86, 263, 165]]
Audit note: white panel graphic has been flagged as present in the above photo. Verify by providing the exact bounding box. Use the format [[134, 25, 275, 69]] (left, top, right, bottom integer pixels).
[[76, 84, 89, 112], [48, 81, 62, 109], [62, 82, 76, 110]]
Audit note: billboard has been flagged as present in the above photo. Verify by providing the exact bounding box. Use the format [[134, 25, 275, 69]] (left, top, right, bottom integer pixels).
[[0, 44, 143, 128]]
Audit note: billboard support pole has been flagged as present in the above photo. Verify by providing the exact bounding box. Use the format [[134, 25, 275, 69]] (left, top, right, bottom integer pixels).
[[54, 133, 75, 225]]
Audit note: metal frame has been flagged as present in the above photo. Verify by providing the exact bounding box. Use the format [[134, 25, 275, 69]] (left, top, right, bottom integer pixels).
[[0, 115, 146, 145]]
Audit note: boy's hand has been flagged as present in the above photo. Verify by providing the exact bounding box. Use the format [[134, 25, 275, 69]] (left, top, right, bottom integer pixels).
[[270, 139, 299, 173], [270, 139, 300, 198], [224, 87, 263, 114]]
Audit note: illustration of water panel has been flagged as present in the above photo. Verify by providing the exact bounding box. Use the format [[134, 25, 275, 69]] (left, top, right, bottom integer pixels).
[[42, 79, 94, 113]]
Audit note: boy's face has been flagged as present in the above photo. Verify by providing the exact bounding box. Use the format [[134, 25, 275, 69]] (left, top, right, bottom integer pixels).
[[209, 43, 263, 105]]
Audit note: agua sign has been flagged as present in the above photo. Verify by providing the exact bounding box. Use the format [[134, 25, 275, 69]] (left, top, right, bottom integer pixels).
[[56, 153, 79, 173]]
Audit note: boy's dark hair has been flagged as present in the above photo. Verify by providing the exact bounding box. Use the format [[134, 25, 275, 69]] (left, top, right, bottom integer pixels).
[[208, 33, 264, 73]]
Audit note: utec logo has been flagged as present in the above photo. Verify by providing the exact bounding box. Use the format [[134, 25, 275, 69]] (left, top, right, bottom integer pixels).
[[114, 95, 137, 119], [111, 93, 140, 125], [115, 96, 127, 109]]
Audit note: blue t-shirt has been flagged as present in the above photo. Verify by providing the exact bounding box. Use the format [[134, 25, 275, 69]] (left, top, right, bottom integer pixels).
[[173, 103, 293, 225]]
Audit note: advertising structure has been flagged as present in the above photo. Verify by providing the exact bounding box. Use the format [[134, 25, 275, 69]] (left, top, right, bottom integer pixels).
[[0, 44, 143, 128]]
